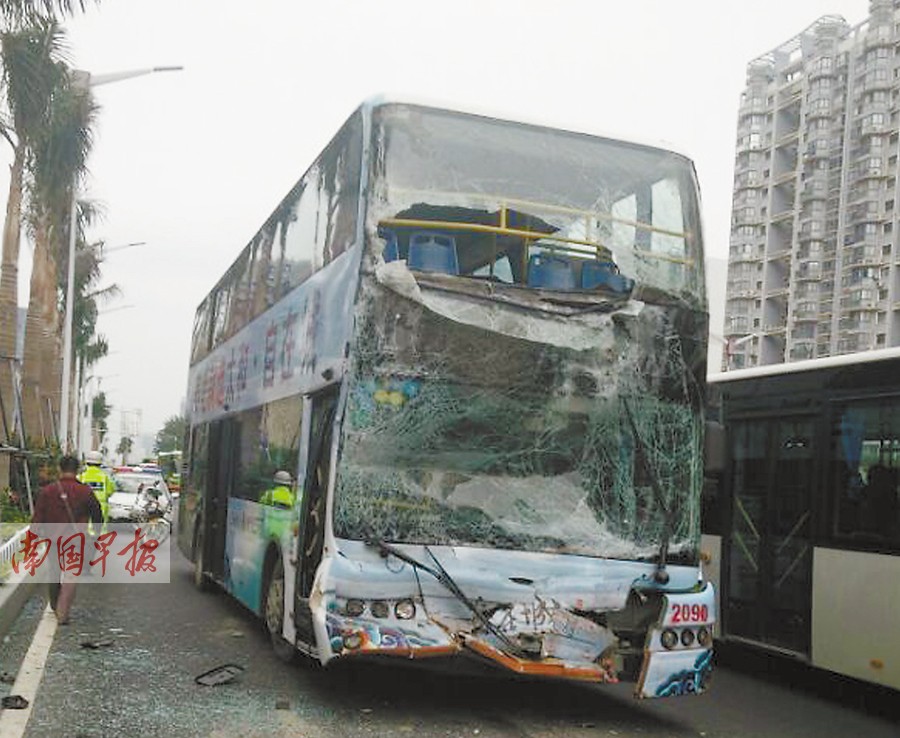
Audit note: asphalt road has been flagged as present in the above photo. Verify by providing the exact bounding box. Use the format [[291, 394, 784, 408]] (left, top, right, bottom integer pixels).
[[2, 545, 896, 737]]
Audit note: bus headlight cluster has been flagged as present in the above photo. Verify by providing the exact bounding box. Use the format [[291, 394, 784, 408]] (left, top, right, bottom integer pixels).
[[661, 627, 711, 650], [345, 599, 365, 617], [370, 600, 390, 619], [394, 599, 416, 620], [661, 629, 679, 649], [341, 598, 417, 620]]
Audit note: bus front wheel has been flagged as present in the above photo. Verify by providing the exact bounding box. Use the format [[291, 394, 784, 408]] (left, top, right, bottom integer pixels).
[[264, 556, 296, 664]]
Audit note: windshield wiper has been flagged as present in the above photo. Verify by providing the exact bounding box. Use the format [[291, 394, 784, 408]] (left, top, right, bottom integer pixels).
[[621, 398, 674, 585], [366, 539, 526, 657]]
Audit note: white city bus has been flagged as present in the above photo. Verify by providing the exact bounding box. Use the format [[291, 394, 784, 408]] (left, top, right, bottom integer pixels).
[[703, 348, 900, 691], [178, 96, 714, 698]]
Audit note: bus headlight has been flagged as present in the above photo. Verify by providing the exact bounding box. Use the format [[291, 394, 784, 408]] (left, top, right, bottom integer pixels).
[[680, 629, 695, 647], [345, 599, 365, 617], [395, 599, 416, 620], [370, 601, 389, 619], [697, 627, 712, 648], [661, 629, 679, 650]]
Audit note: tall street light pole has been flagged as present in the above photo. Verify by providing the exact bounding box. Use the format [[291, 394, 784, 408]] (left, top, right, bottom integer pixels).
[[59, 66, 182, 451]]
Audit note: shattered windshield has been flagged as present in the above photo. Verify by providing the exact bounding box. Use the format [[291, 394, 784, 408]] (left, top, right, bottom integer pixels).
[[370, 103, 704, 305], [334, 283, 705, 562]]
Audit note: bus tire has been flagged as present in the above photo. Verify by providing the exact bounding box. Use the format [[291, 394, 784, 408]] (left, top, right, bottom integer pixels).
[[264, 556, 296, 664], [193, 521, 212, 592]]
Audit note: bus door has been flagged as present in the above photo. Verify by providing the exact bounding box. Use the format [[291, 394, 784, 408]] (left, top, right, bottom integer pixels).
[[725, 416, 814, 655], [293, 387, 339, 643], [203, 417, 239, 581]]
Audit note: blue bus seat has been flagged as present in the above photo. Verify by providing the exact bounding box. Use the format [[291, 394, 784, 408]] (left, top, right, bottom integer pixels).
[[527, 254, 576, 290], [582, 261, 635, 295], [407, 232, 459, 275], [381, 229, 400, 262]]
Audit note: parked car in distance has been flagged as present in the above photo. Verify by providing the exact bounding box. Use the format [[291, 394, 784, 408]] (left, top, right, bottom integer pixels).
[[108, 472, 173, 522]]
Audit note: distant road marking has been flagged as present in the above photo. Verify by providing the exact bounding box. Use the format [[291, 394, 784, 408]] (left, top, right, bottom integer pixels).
[[0, 604, 58, 738]]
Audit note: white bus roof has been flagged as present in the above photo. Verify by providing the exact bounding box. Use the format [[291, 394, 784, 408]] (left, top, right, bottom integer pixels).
[[708, 346, 900, 384], [361, 93, 696, 162]]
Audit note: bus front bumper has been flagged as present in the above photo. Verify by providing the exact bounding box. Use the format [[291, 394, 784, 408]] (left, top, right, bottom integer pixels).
[[321, 582, 715, 697]]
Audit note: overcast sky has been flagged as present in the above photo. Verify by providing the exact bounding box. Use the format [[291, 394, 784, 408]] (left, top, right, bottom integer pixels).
[[6, 0, 871, 454]]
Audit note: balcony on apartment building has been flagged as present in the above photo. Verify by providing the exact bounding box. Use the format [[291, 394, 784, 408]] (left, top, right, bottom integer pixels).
[[864, 24, 893, 51], [729, 245, 764, 264], [808, 57, 835, 82], [843, 242, 881, 266], [726, 279, 759, 299], [859, 114, 889, 138], [762, 321, 788, 337], [777, 81, 803, 107], [840, 292, 879, 310], [734, 170, 765, 190], [789, 339, 817, 361], [798, 219, 826, 242], [738, 94, 769, 117], [800, 177, 829, 202], [792, 301, 819, 320], [796, 262, 823, 281], [839, 315, 877, 333]]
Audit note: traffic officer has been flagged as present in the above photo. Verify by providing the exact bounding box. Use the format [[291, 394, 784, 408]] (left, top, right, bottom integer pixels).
[[260, 470, 295, 509], [78, 450, 115, 526]]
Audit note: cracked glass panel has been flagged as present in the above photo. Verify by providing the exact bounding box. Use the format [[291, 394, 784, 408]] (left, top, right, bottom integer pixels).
[[368, 103, 704, 305], [334, 281, 705, 563], [333, 103, 706, 564]]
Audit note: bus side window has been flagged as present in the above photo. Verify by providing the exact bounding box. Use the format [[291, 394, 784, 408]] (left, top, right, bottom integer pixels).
[[831, 400, 900, 545]]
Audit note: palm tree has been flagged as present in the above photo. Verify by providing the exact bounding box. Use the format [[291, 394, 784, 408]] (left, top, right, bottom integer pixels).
[[0, 1, 92, 25], [20, 75, 97, 441], [0, 18, 67, 461], [70, 237, 119, 447]]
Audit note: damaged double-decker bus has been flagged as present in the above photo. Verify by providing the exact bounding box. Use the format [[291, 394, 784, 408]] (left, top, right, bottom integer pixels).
[[179, 97, 714, 698]]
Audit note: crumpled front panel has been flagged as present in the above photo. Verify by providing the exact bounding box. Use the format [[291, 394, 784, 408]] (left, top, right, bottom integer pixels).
[[333, 274, 705, 563]]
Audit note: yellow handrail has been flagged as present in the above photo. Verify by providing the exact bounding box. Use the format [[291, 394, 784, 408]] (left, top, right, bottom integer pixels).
[[385, 185, 694, 241], [379, 217, 696, 266], [380, 217, 612, 258]]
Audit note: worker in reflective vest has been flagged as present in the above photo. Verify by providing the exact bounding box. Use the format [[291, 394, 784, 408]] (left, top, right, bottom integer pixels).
[[260, 470, 295, 509], [78, 450, 115, 526]]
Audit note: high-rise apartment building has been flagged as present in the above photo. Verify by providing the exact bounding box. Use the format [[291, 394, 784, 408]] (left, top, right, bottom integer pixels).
[[724, 1, 900, 369]]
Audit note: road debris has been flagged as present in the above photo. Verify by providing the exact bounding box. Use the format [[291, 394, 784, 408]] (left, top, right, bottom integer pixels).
[[194, 663, 244, 687], [1, 694, 28, 709], [80, 638, 114, 649]]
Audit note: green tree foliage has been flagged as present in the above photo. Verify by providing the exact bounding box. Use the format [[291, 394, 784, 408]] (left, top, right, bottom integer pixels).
[[154, 414, 185, 454], [115, 434, 132, 464], [91, 389, 109, 444]]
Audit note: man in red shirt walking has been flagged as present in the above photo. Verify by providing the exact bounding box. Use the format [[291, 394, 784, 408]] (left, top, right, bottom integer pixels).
[[32, 455, 103, 624]]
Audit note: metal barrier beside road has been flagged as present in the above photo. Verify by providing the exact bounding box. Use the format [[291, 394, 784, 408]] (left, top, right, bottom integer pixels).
[[0, 525, 36, 640], [0, 525, 29, 571]]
